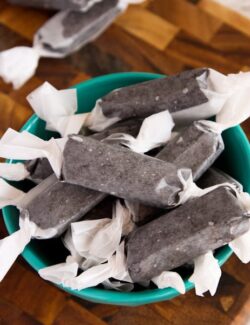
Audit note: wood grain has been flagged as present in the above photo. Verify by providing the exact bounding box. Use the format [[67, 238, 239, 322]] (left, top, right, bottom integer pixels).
[[0, 0, 250, 324]]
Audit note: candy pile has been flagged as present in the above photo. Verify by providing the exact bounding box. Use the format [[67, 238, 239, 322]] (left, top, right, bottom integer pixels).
[[0, 0, 145, 89], [0, 68, 250, 296]]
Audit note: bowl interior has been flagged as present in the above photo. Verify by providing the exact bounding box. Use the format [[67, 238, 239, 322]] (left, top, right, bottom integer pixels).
[[2, 72, 250, 306]]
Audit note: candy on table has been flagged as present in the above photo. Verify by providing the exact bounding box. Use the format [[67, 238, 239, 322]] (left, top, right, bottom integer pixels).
[[126, 186, 250, 283], [86, 69, 250, 131], [8, 0, 104, 11], [0, 0, 145, 89]]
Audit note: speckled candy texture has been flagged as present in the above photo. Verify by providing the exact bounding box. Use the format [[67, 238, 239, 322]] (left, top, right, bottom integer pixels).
[[127, 187, 250, 282], [98, 68, 209, 121], [20, 174, 106, 235], [62, 135, 183, 208], [156, 121, 224, 181]]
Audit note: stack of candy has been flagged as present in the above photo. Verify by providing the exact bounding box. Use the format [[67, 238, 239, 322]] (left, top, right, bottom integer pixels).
[[0, 67, 250, 297]]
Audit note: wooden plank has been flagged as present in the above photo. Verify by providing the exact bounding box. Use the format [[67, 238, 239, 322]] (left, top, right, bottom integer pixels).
[[0, 91, 32, 135], [0, 5, 48, 41], [165, 31, 244, 74], [115, 6, 179, 50], [95, 25, 184, 75], [199, 0, 250, 38], [149, 0, 222, 42], [52, 300, 108, 325], [0, 262, 68, 325]]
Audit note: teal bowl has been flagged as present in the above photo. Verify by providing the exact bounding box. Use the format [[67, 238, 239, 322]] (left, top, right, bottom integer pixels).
[[2, 72, 250, 306]]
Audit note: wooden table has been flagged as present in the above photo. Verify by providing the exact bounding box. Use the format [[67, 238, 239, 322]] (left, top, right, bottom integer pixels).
[[0, 0, 250, 324]]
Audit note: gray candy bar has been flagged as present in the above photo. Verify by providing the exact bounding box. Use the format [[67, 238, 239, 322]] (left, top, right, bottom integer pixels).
[[8, 0, 103, 11], [127, 187, 250, 282], [156, 121, 224, 180], [37, 0, 120, 57], [98, 68, 209, 121], [131, 122, 224, 224], [197, 167, 243, 191], [20, 174, 106, 235], [62, 135, 183, 208]]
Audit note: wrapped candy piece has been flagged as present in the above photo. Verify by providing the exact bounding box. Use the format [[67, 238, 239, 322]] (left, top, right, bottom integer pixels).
[[126, 186, 250, 282], [155, 121, 224, 181], [27, 81, 144, 137], [20, 174, 107, 233], [0, 0, 144, 89], [62, 135, 184, 208], [8, 0, 104, 11], [197, 167, 243, 191], [86, 69, 250, 131], [0, 175, 106, 280]]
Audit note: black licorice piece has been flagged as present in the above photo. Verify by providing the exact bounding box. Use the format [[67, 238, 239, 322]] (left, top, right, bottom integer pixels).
[[99, 68, 209, 121], [197, 167, 243, 191], [8, 0, 102, 11], [62, 136, 183, 208], [156, 121, 224, 180], [25, 158, 53, 183], [20, 174, 106, 235], [127, 187, 250, 282]]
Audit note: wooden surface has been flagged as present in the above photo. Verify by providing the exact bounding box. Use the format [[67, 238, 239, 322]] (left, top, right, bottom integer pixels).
[[0, 0, 250, 324]]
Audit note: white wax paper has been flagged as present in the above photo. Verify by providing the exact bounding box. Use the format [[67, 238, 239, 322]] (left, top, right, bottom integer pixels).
[[0, 218, 36, 281], [71, 201, 134, 262], [0, 163, 29, 181], [105, 110, 174, 154], [27, 82, 88, 136], [189, 251, 221, 296], [152, 271, 185, 294], [0, 128, 65, 177]]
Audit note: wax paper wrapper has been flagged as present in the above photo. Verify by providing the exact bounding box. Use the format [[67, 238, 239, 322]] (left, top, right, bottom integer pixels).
[[0, 179, 64, 281], [70, 200, 134, 264], [0, 162, 29, 181], [39, 241, 132, 290], [27, 82, 88, 137], [86, 69, 250, 131], [8, 0, 104, 11], [0, 128, 64, 177], [0, 0, 144, 89], [189, 251, 221, 296], [105, 110, 174, 153], [229, 191, 250, 263], [152, 271, 185, 294]]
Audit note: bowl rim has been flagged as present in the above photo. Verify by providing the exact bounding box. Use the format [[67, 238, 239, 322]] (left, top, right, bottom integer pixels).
[[2, 71, 250, 305]]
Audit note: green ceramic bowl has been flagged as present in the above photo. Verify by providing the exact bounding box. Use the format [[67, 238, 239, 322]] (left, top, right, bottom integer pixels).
[[2, 72, 250, 306]]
